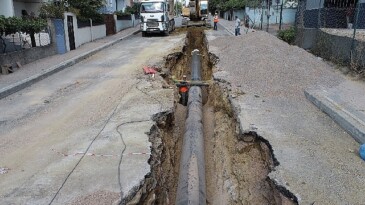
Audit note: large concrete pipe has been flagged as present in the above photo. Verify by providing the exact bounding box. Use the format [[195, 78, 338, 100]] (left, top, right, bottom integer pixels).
[[191, 49, 202, 81], [176, 49, 206, 205]]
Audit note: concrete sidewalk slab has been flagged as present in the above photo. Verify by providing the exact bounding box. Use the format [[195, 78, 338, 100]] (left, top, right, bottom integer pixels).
[[0, 27, 140, 100], [305, 81, 365, 144]]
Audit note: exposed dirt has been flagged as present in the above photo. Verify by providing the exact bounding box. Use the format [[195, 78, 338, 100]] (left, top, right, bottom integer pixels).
[[206, 83, 297, 205], [126, 27, 298, 205], [165, 27, 213, 81], [126, 108, 184, 205]]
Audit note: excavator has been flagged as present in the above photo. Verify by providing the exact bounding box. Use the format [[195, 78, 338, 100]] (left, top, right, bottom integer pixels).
[[182, 0, 210, 27]]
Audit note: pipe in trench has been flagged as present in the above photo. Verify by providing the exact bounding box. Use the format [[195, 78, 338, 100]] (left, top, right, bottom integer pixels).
[[175, 49, 206, 205]]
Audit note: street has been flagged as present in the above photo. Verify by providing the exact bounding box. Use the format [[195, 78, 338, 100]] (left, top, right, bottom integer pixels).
[[0, 20, 365, 205], [0, 33, 184, 204]]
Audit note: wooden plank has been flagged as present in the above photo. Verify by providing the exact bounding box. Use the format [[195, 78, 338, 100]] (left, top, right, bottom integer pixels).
[[1, 66, 9, 75]]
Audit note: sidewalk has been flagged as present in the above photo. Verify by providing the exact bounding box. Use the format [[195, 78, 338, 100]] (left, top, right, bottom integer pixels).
[[218, 18, 256, 36], [0, 25, 140, 99], [305, 80, 365, 144]]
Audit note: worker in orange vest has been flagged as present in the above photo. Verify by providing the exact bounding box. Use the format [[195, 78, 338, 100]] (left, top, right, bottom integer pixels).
[[213, 13, 219, 30]]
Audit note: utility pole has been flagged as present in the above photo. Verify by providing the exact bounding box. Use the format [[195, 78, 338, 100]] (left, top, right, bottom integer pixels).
[[350, 0, 361, 64], [266, 0, 271, 32], [279, 0, 283, 30], [260, 0, 264, 30]]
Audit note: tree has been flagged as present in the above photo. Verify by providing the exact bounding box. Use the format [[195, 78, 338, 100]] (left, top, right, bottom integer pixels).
[[21, 17, 47, 47], [222, 0, 246, 11], [209, 0, 226, 14], [0, 15, 7, 52], [68, 0, 106, 22], [209, 0, 262, 13], [246, 0, 262, 8], [175, 1, 183, 15], [4, 16, 22, 35], [220, 0, 246, 20], [0, 15, 6, 36], [0, 16, 47, 48]]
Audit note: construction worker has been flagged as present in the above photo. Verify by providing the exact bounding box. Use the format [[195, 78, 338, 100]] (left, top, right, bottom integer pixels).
[[235, 16, 241, 36], [213, 12, 219, 30]]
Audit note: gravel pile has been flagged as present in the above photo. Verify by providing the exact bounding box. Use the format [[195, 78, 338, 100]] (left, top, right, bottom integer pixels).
[[208, 30, 365, 204], [210, 30, 343, 96]]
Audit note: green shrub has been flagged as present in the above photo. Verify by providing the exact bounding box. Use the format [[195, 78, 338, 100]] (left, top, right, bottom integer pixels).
[[277, 27, 296, 44], [4, 16, 23, 35], [0, 15, 47, 47]]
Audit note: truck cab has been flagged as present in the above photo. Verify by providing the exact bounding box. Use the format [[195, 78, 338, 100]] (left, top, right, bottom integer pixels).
[[140, 0, 175, 36], [199, 0, 208, 20]]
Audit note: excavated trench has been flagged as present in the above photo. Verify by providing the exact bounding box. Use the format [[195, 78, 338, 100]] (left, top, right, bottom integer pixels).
[[126, 28, 298, 205]]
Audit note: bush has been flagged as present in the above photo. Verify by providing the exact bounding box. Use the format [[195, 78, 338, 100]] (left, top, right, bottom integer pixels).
[[0, 15, 47, 47], [277, 27, 296, 44], [4, 16, 23, 35]]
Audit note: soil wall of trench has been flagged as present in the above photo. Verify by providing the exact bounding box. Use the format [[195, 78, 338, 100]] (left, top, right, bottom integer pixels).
[[124, 28, 298, 205]]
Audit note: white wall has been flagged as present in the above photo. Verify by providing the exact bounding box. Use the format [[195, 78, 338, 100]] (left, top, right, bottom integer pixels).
[[115, 14, 133, 31], [64, 12, 106, 50], [246, 7, 297, 25], [0, 0, 14, 17], [76, 27, 93, 47], [75, 24, 106, 47]]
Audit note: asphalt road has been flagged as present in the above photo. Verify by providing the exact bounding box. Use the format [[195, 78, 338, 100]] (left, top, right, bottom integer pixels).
[[0, 33, 184, 204]]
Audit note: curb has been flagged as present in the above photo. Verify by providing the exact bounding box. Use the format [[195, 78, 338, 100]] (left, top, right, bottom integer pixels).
[[304, 89, 365, 144], [218, 23, 234, 36], [0, 29, 141, 100]]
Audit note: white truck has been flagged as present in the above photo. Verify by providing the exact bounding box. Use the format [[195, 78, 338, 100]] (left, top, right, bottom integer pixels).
[[140, 0, 175, 36]]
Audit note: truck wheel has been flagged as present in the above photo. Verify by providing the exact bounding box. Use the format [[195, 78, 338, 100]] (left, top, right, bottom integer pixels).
[[142, 32, 146, 37], [164, 30, 170, 36]]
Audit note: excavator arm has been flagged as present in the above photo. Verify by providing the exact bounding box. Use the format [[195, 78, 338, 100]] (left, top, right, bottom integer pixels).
[[182, 0, 210, 27]]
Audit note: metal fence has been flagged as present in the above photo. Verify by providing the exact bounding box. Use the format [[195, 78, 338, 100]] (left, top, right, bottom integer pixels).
[[243, 1, 298, 33], [0, 26, 51, 54], [296, 0, 365, 73]]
